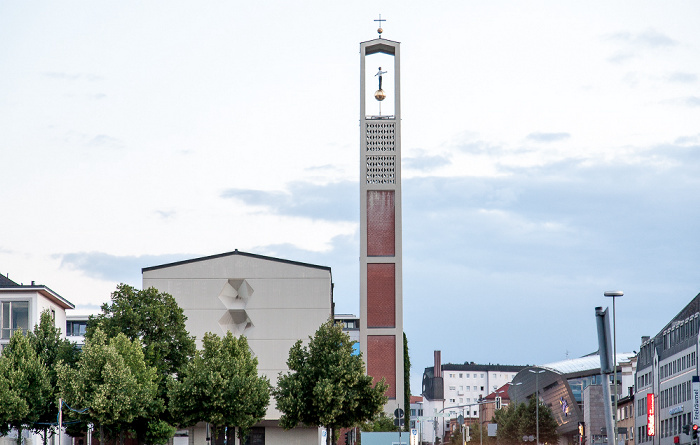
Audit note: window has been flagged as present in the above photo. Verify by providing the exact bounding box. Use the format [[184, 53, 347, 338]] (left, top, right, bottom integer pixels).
[[465, 386, 470, 391], [449, 386, 456, 391], [243, 427, 264, 445], [459, 373, 463, 378], [466, 374, 470, 378], [66, 320, 88, 337], [481, 374, 484, 378], [1, 301, 29, 339]]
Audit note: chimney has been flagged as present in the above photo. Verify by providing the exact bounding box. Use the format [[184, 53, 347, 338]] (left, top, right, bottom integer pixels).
[[434, 350, 442, 378], [31, 281, 35, 286]]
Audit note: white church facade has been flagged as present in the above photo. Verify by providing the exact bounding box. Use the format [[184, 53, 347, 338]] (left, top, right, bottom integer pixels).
[[142, 250, 333, 445]]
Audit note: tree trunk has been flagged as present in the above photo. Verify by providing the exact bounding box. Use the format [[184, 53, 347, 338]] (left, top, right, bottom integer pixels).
[[326, 426, 332, 445], [16, 425, 22, 445], [100, 424, 105, 445]]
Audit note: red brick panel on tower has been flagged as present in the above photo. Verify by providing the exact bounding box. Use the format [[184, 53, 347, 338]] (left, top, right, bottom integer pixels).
[[367, 190, 395, 256], [367, 335, 396, 399], [367, 263, 395, 328]]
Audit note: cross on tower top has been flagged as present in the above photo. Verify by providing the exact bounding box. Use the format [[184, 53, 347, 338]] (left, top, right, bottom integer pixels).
[[374, 14, 385, 38]]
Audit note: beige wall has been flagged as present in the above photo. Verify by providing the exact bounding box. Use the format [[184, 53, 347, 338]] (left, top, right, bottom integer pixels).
[[142, 252, 333, 424]]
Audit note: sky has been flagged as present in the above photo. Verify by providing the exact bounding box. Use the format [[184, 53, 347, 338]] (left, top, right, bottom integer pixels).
[[1, 1, 699, 395]]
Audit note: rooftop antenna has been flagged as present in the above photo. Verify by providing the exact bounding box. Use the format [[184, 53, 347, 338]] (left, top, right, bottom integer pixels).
[[374, 14, 385, 38]]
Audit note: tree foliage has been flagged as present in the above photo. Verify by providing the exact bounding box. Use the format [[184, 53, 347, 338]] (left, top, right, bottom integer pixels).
[[86, 284, 196, 444], [87, 284, 196, 380], [275, 320, 388, 445], [0, 330, 52, 444], [494, 398, 559, 445], [359, 412, 399, 433], [403, 332, 410, 431], [168, 332, 271, 438], [58, 329, 161, 445], [28, 310, 80, 444]]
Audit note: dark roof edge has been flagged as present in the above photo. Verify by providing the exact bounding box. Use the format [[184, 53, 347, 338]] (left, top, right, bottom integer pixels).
[[141, 249, 332, 273], [425, 363, 528, 373], [0, 285, 75, 310], [360, 37, 401, 46]]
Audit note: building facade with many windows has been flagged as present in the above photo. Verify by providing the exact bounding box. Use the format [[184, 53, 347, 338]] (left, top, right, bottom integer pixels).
[[635, 293, 700, 445]]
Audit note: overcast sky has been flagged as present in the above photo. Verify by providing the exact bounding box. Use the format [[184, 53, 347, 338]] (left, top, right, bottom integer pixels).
[[2, 1, 699, 395]]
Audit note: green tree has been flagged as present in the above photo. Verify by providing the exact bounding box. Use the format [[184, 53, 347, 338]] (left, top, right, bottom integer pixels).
[[359, 412, 398, 432], [87, 284, 196, 444], [495, 398, 559, 445], [466, 422, 496, 445], [0, 331, 52, 445], [28, 310, 80, 445], [275, 320, 388, 445], [168, 332, 271, 439], [403, 332, 410, 432], [58, 329, 161, 445]]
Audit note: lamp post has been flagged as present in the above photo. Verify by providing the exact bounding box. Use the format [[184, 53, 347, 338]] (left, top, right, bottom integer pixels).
[[605, 291, 623, 445], [529, 369, 546, 445]]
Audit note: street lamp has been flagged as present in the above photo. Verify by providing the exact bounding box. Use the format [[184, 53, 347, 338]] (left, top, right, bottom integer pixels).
[[605, 290, 623, 445], [529, 369, 546, 445]]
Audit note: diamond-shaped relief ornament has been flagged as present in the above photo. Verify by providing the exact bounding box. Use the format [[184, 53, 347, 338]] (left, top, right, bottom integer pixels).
[[218, 309, 254, 336], [218, 279, 254, 310]]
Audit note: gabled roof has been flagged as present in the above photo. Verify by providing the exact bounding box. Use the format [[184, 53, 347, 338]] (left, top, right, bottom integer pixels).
[[484, 383, 512, 401], [0, 274, 20, 287], [142, 249, 332, 273]]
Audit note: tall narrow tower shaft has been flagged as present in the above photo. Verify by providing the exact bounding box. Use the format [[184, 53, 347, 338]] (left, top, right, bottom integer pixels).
[[359, 36, 404, 412]]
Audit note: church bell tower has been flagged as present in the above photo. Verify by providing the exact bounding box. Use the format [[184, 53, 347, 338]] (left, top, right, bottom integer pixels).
[[359, 21, 404, 412]]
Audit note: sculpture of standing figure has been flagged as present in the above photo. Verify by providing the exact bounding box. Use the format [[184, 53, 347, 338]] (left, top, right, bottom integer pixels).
[[375, 67, 387, 90]]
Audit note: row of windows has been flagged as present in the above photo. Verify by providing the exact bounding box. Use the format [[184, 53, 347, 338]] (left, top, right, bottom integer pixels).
[[448, 385, 485, 392], [638, 426, 652, 443], [448, 373, 486, 379], [448, 397, 482, 405], [638, 371, 652, 389], [617, 404, 633, 421], [66, 320, 88, 337], [660, 379, 693, 409], [660, 352, 696, 380], [637, 395, 649, 417], [662, 314, 699, 351], [659, 412, 693, 438]]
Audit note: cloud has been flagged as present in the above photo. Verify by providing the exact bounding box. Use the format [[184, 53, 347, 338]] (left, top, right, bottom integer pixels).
[[403, 154, 451, 171], [42, 72, 103, 81], [87, 134, 124, 149], [526, 132, 571, 143], [454, 140, 513, 155], [221, 180, 358, 222], [667, 72, 698, 83], [156, 210, 176, 219], [606, 29, 677, 48], [686, 97, 700, 107], [674, 134, 700, 145], [58, 252, 191, 287], [605, 29, 677, 64]]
